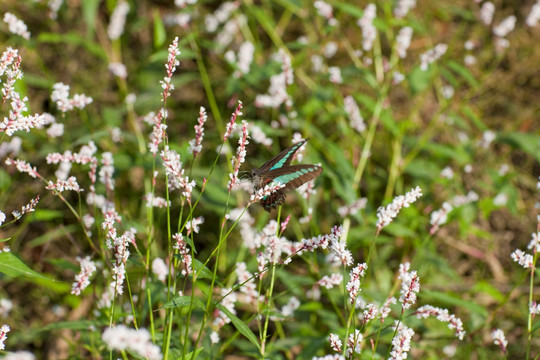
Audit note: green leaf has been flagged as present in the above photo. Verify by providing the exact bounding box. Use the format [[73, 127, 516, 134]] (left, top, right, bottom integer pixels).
[[153, 10, 166, 48], [408, 67, 432, 94], [37, 32, 107, 60], [81, 0, 100, 37], [192, 259, 215, 281], [163, 295, 206, 311], [0, 252, 52, 281], [498, 132, 540, 163], [421, 289, 488, 317], [0, 238, 11, 243], [446, 60, 479, 89], [40, 320, 105, 332], [216, 304, 261, 351]]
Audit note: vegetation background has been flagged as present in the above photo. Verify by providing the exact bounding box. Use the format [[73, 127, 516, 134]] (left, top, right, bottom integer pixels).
[[0, 0, 539, 359]]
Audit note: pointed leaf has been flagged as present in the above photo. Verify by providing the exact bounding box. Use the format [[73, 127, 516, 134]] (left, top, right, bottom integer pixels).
[[163, 295, 206, 312], [0, 252, 51, 281], [216, 304, 260, 351]]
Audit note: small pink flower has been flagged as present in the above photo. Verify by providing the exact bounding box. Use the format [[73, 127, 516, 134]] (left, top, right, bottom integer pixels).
[[71, 256, 96, 295], [491, 328, 507, 353]]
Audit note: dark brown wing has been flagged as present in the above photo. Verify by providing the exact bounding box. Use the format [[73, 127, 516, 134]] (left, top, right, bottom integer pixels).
[[257, 139, 308, 173]]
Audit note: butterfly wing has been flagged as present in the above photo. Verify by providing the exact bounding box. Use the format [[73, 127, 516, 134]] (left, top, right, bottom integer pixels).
[[258, 164, 323, 211], [257, 139, 308, 173]]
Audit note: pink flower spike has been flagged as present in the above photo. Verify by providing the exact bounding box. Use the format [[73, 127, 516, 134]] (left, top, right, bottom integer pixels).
[[0, 324, 10, 350], [5, 158, 40, 178], [376, 186, 422, 233], [388, 322, 414, 360], [223, 100, 243, 142], [71, 256, 97, 295], [415, 305, 466, 340], [491, 329, 507, 353], [280, 215, 291, 234], [398, 263, 420, 310], [329, 333, 342, 352], [3, 13, 30, 40], [189, 106, 208, 157], [228, 120, 249, 192]]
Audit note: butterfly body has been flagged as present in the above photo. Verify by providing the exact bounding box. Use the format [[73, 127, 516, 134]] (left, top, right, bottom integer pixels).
[[251, 140, 323, 211]]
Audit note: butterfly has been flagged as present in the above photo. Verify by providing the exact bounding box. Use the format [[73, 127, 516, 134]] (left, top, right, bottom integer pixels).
[[251, 139, 323, 211]]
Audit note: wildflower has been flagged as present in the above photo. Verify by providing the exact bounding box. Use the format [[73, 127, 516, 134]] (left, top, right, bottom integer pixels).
[[493, 15, 516, 37], [186, 216, 204, 235], [0, 136, 22, 158], [376, 186, 422, 233], [324, 42, 338, 58], [441, 85, 454, 99], [108, 62, 127, 78], [161, 37, 181, 103], [394, 0, 416, 19], [530, 301, 540, 315], [338, 197, 367, 218], [440, 166, 454, 179], [388, 322, 414, 360], [223, 101, 243, 142], [228, 120, 249, 191], [46, 122, 64, 137], [318, 273, 343, 289], [0, 299, 12, 317], [328, 66, 342, 84], [511, 249, 534, 269], [380, 297, 397, 322], [393, 71, 405, 84], [329, 333, 342, 352], [528, 232, 540, 253], [0, 324, 10, 350], [189, 107, 208, 157], [396, 27, 413, 58], [398, 263, 420, 309], [491, 329, 507, 353], [204, 2, 239, 32], [480, 2, 495, 25], [235, 41, 255, 76], [493, 193, 508, 206], [327, 226, 353, 266], [314, 1, 338, 26], [280, 296, 300, 317], [344, 96, 366, 133], [235, 262, 261, 303], [107, 1, 130, 40], [527, 2, 540, 27], [346, 263, 368, 304], [144, 193, 169, 208], [5, 158, 39, 178], [415, 305, 466, 340], [161, 147, 196, 201], [419, 44, 448, 71], [464, 54, 477, 66], [51, 82, 93, 112], [71, 256, 96, 295], [3, 13, 30, 39], [361, 303, 378, 324], [255, 49, 293, 108], [346, 330, 363, 356], [102, 325, 162, 360], [152, 257, 168, 282], [249, 124, 273, 146], [280, 215, 291, 234], [429, 202, 453, 234], [358, 4, 377, 51], [213, 288, 237, 329], [249, 182, 286, 203], [0, 211, 5, 226], [210, 331, 220, 344], [173, 233, 192, 276], [99, 152, 115, 191]]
